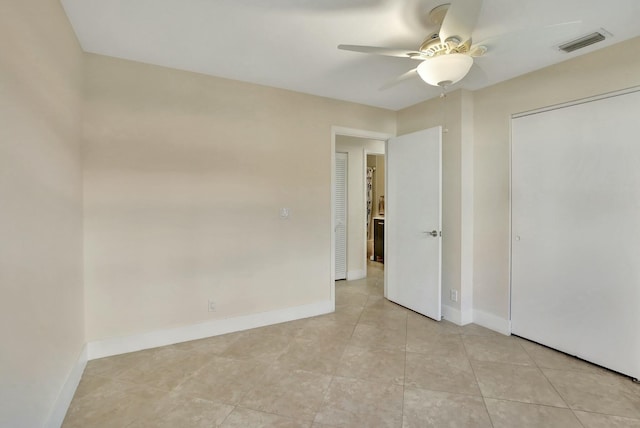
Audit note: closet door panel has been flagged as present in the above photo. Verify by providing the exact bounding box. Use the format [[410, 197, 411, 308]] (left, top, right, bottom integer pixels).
[[511, 90, 640, 379]]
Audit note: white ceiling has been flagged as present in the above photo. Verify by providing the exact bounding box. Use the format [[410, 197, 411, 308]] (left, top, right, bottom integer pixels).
[[61, 0, 640, 110]]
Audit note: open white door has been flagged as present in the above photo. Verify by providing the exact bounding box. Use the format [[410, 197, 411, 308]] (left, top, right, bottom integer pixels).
[[335, 152, 347, 280], [386, 127, 442, 320]]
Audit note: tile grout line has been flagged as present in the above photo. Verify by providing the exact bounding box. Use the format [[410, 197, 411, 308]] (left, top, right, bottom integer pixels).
[[518, 341, 571, 406], [566, 409, 640, 423], [233, 404, 316, 426], [521, 340, 598, 427], [310, 276, 370, 427], [216, 405, 236, 427], [522, 343, 587, 428], [460, 333, 496, 428], [367, 266, 404, 428]]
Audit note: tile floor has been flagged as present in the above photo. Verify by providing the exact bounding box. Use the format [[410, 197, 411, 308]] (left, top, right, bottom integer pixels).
[[63, 262, 640, 427]]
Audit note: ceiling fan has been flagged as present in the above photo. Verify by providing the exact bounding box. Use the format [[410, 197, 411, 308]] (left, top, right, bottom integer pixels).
[[338, 0, 486, 88]]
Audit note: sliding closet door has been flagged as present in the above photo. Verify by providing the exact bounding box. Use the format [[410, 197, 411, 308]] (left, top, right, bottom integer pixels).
[[511, 89, 640, 379]]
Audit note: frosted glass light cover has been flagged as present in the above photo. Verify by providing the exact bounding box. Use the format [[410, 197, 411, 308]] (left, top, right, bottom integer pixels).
[[416, 54, 473, 87]]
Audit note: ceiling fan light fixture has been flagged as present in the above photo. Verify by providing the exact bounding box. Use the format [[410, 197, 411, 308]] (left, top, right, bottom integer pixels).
[[416, 53, 473, 87]]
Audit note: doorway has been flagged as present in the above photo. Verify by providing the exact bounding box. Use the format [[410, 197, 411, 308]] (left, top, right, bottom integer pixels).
[[331, 127, 392, 306], [334, 135, 386, 282], [366, 153, 385, 267], [330, 126, 443, 321]]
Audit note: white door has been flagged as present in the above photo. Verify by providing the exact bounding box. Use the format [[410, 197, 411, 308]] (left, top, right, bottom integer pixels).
[[511, 90, 640, 379], [335, 152, 348, 280], [386, 127, 442, 320]]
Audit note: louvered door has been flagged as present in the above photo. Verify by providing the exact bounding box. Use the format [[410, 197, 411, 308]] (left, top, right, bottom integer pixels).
[[335, 152, 348, 280]]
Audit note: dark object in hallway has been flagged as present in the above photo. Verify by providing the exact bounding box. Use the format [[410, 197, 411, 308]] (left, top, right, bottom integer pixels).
[[374, 218, 384, 263]]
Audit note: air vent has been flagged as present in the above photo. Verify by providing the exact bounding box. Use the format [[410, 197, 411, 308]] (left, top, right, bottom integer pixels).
[[559, 32, 607, 53]]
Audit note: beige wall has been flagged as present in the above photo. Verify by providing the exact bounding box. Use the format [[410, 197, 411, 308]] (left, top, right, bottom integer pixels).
[[472, 37, 640, 320], [336, 137, 385, 277], [0, 1, 85, 427], [83, 54, 395, 341]]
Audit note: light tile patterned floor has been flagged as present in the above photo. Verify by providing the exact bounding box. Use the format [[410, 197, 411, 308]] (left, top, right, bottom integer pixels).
[[63, 262, 640, 427]]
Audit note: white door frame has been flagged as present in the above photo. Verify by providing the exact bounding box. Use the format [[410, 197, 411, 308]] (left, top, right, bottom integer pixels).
[[331, 126, 393, 309]]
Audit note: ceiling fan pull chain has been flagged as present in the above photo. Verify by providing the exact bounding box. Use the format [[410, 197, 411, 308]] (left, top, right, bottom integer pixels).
[[440, 86, 449, 134]]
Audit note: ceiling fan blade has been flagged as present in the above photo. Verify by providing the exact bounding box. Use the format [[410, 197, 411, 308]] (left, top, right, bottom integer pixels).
[[379, 68, 419, 90], [468, 44, 487, 57], [439, 0, 483, 45], [338, 44, 422, 58]]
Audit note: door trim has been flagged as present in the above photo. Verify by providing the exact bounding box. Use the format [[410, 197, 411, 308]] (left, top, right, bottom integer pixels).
[[331, 126, 392, 309]]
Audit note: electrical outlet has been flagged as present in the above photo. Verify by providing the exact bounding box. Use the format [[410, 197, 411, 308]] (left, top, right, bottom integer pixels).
[[208, 300, 216, 312], [450, 289, 458, 302]]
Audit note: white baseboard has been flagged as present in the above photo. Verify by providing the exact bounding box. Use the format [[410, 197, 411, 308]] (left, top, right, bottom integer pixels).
[[441, 305, 473, 326], [473, 309, 512, 335], [442, 305, 462, 325], [461, 307, 474, 325], [88, 300, 333, 360], [346, 270, 366, 280], [46, 344, 88, 428]]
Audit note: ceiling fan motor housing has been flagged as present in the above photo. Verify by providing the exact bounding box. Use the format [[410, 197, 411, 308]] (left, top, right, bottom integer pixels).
[[419, 35, 470, 57]]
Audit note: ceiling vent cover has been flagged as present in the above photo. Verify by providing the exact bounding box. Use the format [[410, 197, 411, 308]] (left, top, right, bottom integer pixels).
[[559, 32, 607, 53]]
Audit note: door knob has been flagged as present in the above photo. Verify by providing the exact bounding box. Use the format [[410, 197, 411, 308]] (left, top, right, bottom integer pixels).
[[423, 230, 439, 237]]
